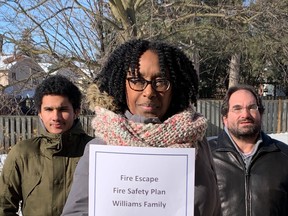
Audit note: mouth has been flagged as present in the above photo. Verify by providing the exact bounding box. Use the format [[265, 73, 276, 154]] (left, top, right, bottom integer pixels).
[[138, 103, 159, 111], [51, 123, 63, 128], [239, 120, 254, 126]]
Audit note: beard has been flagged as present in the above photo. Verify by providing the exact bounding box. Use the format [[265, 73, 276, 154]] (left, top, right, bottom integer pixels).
[[228, 118, 261, 140]]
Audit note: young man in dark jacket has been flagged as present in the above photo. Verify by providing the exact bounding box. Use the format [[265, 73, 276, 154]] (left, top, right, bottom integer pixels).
[[0, 75, 93, 216], [209, 84, 288, 216]]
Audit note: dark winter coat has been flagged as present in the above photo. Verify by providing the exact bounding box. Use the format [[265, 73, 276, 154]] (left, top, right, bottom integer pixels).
[[209, 131, 288, 216], [0, 119, 93, 216]]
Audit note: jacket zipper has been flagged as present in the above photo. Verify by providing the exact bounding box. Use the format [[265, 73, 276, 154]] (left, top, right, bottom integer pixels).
[[245, 169, 251, 216]]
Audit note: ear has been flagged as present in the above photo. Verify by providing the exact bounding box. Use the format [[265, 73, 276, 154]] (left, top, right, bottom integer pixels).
[[222, 115, 228, 127], [38, 112, 43, 120]]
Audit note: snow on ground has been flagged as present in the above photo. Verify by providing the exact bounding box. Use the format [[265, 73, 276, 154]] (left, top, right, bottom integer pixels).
[[268, 133, 288, 144], [0, 154, 7, 175]]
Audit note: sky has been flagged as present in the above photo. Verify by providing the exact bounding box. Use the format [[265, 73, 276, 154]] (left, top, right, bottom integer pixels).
[[0, 0, 99, 57], [0, 0, 254, 54]]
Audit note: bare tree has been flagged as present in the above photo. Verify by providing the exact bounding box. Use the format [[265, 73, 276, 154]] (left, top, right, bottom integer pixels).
[[228, 54, 241, 87], [0, 34, 3, 54], [0, 0, 287, 103]]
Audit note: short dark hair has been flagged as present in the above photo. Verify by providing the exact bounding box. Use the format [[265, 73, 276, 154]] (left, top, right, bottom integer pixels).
[[95, 39, 199, 118], [34, 75, 82, 112], [221, 84, 265, 117]]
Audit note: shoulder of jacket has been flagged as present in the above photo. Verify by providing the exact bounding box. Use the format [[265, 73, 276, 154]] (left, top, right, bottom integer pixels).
[[83, 134, 94, 142], [261, 133, 288, 156], [4, 138, 44, 167], [208, 131, 226, 147], [87, 137, 106, 145], [9, 137, 44, 155], [207, 131, 234, 152], [208, 137, 219, 150], [274, 140, 288, 156]]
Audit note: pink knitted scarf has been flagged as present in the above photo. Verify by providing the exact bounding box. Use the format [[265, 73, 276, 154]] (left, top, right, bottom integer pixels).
[[91, 106, 207, 148]]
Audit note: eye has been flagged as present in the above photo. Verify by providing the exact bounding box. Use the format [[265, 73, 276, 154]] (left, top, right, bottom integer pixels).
[[129, 78, 145, 85], [249, 104, 258, 110], [234, 106, 242, 110], [155, 79, 168, 86], [44, 107, 53, 112], [130, 78, 145, 84], [59, 107, 69, 112], [232, 105, 242, 112]]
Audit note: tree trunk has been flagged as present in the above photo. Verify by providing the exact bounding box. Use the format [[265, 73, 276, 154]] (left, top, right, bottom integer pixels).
[[109, 0, 139, 40], [0, 34, 3, 54], [192, 49, 200, 76], [228, 53, 241, 88]]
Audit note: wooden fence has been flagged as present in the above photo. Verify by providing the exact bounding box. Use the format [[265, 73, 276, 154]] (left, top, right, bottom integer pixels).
[[197, 99, 288, 135], [1, 99, 287, 151]]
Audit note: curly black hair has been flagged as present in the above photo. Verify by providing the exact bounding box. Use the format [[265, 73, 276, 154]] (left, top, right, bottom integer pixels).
[[34, 75, 82, 112], [221, 84, 265, 117], [95, 39, 199, 118]]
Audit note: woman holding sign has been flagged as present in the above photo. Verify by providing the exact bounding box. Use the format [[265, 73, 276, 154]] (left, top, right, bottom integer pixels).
[[62, 39, 221, 216]]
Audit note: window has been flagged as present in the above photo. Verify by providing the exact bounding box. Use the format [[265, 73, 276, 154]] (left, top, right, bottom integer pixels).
[[11, 72, 16, 80]]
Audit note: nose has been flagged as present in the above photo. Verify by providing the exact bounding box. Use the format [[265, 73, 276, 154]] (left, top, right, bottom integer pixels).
[[143, 83, 156, 98], [52, 110, 61, 120], [241, 107, 252, 117]]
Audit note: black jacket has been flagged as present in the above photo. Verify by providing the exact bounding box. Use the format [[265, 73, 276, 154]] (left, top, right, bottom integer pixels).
[[209, 131, 288, 216]]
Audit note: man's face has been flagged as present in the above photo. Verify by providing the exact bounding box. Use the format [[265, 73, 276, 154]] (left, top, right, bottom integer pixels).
[[38, 95, 79, 134], [223, 89, 262, 140]]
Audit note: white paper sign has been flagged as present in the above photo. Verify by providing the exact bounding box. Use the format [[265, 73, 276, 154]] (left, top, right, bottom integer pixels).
[[89, 145, 195, 216]]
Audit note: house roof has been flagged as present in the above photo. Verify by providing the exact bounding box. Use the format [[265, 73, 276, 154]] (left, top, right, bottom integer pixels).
[[4, 86, 35, 98], [0, 54, 15, 70], [38, 62, 53, 73]]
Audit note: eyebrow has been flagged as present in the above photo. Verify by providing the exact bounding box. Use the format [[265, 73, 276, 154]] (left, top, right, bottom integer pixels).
[[231, 103, 257, 107], [128, 74, 167, 79], [42, 105, 70, 110]]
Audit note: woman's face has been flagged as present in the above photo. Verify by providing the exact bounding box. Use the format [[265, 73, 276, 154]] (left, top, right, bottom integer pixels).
[[126, 50, 172, 119]]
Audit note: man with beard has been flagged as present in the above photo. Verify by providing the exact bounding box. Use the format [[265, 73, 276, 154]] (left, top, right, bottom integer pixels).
[[209, 84, 288, 216]]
